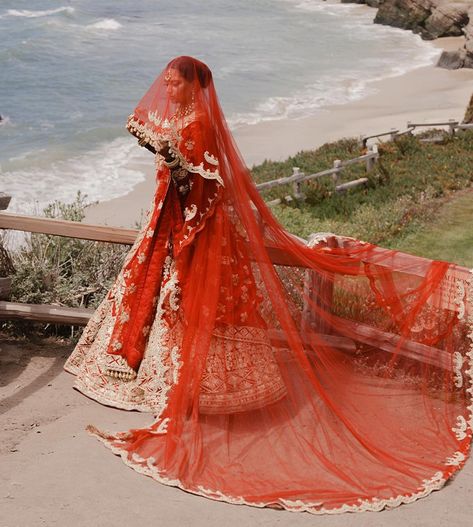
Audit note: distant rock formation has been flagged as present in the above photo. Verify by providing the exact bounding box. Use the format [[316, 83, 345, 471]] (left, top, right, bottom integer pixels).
[[340, 0, 473, 69]]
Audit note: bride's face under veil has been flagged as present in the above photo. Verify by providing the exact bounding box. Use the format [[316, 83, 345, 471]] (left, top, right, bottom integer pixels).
[[164, 68, 193, 107]]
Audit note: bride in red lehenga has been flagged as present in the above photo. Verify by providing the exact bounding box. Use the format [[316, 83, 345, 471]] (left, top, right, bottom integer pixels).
[[65, 56, 472, 514]]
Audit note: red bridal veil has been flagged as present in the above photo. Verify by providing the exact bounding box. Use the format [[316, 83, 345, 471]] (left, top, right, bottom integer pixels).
[[66, 56, 472, 514]]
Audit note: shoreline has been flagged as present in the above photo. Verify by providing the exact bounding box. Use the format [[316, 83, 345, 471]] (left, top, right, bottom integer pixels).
[[83, 36, 473, 229]]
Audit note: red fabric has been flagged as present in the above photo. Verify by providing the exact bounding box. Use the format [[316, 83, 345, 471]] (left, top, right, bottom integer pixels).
[[92, 56, 472, 513]]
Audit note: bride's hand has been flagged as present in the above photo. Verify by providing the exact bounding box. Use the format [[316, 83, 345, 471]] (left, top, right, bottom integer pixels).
[[157, 140, 171, 159]]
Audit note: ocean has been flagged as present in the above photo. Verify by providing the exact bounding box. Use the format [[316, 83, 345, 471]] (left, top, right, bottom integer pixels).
[[0, 0, 441, 217]]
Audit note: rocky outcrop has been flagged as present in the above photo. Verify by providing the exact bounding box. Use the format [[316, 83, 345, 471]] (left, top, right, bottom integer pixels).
[[374, 0, 469, 39], [340, 0, 473, 68], [341, 0, 385, 6], [424, 3, 469, 37], [437, 6, 473, 68], [374, 0, 432, 33]]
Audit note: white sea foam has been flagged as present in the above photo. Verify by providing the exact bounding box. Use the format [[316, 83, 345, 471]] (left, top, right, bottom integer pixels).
[[8, 148, 47, 163], [284, 0, 362, 15], [1, 7, 75, 19], [86, 18, 122, 31], [227, 73, 375, 127], [3, 137, 148, 219], [0, 115, 11, 126]]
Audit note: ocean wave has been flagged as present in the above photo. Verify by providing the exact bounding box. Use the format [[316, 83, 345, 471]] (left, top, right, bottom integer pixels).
[[1, 7, 75, 19], [227, 74, 372, 127], [2, 137, 148, 219], [283, 0, 363, 15], [86, 18, 122, 31], [8, 148, 47, 163], [0, 114, 11, 126]]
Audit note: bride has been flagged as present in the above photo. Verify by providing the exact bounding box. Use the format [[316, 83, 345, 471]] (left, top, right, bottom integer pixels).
[[65, 56, 472, 514]]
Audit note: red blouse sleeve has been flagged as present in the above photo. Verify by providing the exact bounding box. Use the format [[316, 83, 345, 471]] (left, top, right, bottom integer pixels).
[[172, 119, 224, 255]]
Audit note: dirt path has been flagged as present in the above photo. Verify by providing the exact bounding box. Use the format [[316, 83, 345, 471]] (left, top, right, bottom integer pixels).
[[1, 333, 472, 527]]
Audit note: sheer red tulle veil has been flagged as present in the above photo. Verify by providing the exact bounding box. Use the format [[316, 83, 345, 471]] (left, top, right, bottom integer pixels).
[[66, 56, 472, 514]]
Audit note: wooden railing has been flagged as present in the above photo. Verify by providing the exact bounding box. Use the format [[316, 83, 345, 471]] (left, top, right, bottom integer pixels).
[[1, 192, 470, 371], [257, 144, 379, 206], [2, 115, 471, 368], [0, 211, 137, 245], [362, 118, 473, 146], [257, 116, 472, 204]]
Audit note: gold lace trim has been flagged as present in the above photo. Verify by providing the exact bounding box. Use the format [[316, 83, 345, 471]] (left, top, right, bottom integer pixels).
[[127, 115, 224, 186], [88, 426, 453, 514]]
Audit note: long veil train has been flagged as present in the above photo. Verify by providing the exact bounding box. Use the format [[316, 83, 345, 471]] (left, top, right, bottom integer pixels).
[[65, 56, 472, 514]]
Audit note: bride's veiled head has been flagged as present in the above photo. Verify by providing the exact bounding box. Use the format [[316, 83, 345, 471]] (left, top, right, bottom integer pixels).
[[128, 56, 219, 134], [126, 56, 232, 181], [164, 56, 212, 106]]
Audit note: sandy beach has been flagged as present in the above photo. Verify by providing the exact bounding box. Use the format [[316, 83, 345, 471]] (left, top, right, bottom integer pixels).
[[82, 36, 473, 229]]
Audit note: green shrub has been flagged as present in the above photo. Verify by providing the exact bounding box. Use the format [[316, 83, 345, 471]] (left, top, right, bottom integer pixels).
[[2, 191, 131, 337], [253, 130, 473, 246]]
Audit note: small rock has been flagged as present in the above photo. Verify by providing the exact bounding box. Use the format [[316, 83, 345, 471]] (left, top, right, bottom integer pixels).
[[437, 49, 466, 69]]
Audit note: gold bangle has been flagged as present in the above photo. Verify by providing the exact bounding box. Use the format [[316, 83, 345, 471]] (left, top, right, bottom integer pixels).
[[163, 157, 179, 168]]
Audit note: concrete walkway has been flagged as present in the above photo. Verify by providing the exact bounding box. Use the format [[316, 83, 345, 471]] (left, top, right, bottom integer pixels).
[[1, 334, 472, 527]]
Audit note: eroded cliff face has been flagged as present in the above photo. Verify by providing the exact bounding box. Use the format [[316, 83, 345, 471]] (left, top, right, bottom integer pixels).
[[340, 0, 473, 68], [464, 93, 473, 122]]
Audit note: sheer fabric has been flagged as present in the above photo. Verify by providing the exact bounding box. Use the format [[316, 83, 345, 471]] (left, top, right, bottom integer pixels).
[[65, 56, 472, 514]]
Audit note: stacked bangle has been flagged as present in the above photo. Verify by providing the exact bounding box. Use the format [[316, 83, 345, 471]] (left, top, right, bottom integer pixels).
[[163, 156, 180, 169]]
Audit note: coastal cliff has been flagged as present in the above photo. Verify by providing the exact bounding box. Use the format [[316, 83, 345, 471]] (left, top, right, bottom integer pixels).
[[341, 0, 473, 69]]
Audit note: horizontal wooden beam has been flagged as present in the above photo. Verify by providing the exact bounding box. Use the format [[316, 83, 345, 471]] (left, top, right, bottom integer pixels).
[[0, 213, 300, 267], [362, 129, 399, 146], [340, 317, 452, 371], [338, 153, 377, 168], [256, 165, 350, 191], [335, 178, 368, 192], [0, 299, 453, 369], [1, 210, 469, 279], [407, 120, 459, 128], [0, 301, 92, 325], [0, 212, 137, 245]]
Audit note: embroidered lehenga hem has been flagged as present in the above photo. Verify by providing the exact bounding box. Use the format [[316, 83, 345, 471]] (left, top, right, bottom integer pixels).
[[86, 421, 469, 515]]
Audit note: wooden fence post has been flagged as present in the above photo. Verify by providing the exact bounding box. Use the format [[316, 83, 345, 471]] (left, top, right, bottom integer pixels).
[[366, 144, 378, 172], [292, 167, 304, 201], [332, 160, 342, 186], [448, 119, 457, 136], [0, 193, 12, 211], [302, 233, 335, 335]]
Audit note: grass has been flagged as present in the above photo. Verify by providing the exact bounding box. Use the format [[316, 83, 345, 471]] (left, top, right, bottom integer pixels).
[[251, 129, 473, 248], [390, 190, 473, 267], [0, 191, 131, 338]]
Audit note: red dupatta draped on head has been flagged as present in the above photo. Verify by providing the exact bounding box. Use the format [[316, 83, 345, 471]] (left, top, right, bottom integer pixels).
[[91, 56, 472, 514]]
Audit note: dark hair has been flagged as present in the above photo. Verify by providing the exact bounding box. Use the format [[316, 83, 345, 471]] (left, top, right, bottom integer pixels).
[[167, 56, 212, 89]]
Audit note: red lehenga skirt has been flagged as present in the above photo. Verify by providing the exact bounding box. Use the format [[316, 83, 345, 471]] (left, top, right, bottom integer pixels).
[[64, 176, 286, 415]]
